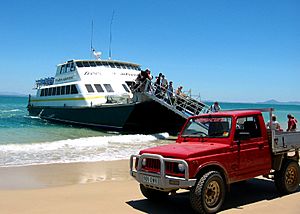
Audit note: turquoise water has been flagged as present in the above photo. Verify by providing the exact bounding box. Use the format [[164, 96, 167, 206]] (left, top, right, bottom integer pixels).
[[0, 96, 111, 144], [0, 96, 299, 167], [216, 102, 300, 130]]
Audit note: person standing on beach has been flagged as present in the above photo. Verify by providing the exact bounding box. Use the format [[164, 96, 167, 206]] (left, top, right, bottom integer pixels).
[[266, 115, 282, 131], [209, 101, 221, 112], [287, 114, 297, 131]]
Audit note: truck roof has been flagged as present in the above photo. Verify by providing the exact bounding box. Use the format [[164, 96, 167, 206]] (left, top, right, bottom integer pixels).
[[192, 109, 264, 118]]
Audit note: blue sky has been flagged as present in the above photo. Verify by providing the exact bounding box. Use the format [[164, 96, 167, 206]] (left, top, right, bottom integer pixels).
[[0, 0, 299, 102]]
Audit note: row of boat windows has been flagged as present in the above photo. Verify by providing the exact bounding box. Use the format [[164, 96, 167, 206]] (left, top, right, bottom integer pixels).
[[40, 85, 78, 96], [76, 61, 141, 70], [85, 84, 130, 93], [40, 83, 131, 97]]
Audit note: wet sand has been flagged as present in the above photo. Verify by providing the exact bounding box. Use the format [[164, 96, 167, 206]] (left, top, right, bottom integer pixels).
[[0, 160, 299, 214]]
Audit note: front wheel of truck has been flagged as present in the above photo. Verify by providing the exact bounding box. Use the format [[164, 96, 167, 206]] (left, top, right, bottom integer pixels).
[[190, 171, 225, 214], [274, 160, 300, 194], [140, 184, 169, 201]]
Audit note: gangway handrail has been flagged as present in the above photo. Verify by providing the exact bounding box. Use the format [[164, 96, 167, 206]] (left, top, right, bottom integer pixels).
[[131, 79, 211, 118]]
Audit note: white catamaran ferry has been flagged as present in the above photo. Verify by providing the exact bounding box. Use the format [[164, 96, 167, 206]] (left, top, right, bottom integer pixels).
[[28, 58, 208, 133]]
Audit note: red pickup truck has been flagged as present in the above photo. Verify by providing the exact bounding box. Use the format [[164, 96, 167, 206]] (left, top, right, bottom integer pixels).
[[130, 108, 300, 213]]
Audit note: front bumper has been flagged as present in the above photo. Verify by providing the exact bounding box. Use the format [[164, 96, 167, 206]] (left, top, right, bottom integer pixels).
[[130, 153, 196, 191]]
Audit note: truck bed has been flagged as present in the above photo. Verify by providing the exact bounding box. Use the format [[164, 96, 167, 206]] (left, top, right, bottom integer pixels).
[[271, 131, 300, 153]]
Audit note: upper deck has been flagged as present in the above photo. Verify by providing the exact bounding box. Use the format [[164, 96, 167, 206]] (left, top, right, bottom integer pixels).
[[35, 59, 142, 89], [54, 59, 141, 85]]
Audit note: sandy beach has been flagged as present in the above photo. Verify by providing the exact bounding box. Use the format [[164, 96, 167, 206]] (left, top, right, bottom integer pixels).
[[0, 160, 299, 214]]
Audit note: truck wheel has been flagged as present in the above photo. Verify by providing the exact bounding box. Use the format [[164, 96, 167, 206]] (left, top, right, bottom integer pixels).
[[139, 184, 169, 201], [190, 171, 225, 214], [274, 160, 300, 194]]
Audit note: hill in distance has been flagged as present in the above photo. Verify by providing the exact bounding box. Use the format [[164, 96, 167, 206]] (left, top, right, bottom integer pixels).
[[257, 99, 300, 105]]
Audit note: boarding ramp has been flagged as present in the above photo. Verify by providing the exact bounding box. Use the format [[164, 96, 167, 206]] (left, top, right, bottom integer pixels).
[[132, 79, 211, 120]]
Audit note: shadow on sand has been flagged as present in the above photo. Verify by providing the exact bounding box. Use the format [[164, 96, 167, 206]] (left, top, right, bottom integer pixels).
[[126, 177, 299, 213]]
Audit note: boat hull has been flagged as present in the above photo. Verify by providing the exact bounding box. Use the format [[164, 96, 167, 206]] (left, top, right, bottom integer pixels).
[[27, 104, 135, 131], [27, 100, 186, 134], [124, 101, 186, 134]]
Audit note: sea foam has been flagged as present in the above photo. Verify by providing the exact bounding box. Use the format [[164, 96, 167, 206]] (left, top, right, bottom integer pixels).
[[0, 132, 170, 167]]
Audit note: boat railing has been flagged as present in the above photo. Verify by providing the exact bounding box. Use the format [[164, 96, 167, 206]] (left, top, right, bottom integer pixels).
[[131, 79, 211, 117], [34, 77, 55, 89]]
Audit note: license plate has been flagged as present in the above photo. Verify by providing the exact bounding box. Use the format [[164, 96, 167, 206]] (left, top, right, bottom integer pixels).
[[142, 175, 159, 185]]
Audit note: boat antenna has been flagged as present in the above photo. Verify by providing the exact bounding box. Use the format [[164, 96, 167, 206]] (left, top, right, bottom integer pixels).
[[108, 10, 115, 60], [90, 20, 94, 58], [90, 20, 102, 60]]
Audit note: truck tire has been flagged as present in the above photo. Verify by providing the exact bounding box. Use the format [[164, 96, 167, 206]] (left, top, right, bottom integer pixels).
[[190, 171, 225, 214], [274, 160, 300, 194], [139, 184, 169, 201]]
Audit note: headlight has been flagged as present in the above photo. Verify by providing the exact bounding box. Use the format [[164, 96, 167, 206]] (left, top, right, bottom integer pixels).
[[177, 163, 185, 173], [142, 158, 147, 166]]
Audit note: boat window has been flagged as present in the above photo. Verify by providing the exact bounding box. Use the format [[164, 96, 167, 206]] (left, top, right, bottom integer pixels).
[[66, 85, 71, 94], [125, 81, 135, 90], [103, 84, 114, 92], [56, 86, 61, 95], [115, 63, 121, 68], [102, 62, 109, 67], [76, 62, 84, 67], [59, 65, 64, 74], [85, 84, 94, 93], [56, 67, 61, 74], [94, 84, 104, 92], [122, 84, 130, 92], [48, 88, 53, 96], [89, 61, 97, 67], [52, 87, 57, 96], [40, 89, 45, 96], [61, 86, 66, 95], [71, 85, 78, 94], [108, 62, 116, 68], [45, 88, 49, 96], [96, 61, 102, 66], [70, 63, 75, 71], [66, 63, 71, 73], [82, 61, 90, 67]]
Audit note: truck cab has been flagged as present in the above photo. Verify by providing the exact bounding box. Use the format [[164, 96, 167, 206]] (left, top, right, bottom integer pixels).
[[130, 109, 300, 214]]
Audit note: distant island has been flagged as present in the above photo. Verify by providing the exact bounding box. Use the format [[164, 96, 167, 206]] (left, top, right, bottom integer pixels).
[[203, 99, 300, 106], [257, 99, 300, 106]]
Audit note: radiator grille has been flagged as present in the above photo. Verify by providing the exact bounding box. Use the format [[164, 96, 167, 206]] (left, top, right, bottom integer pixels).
[[141, 158, 185, 177]]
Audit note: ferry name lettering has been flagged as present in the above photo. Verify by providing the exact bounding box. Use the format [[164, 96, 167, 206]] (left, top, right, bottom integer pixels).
[[56, 76, 73, 82], [84, 71, 102, 75], [120, 72, 138, 77]]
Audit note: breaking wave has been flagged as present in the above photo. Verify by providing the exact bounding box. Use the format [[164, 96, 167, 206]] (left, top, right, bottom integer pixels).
[[0, 133, 170, 167]]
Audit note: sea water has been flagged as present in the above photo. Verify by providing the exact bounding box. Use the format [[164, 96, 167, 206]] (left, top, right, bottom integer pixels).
[[0, 95, 299, 167]]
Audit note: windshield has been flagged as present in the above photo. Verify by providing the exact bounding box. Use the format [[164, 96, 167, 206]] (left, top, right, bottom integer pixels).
[[181, 116, 232, 138]]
